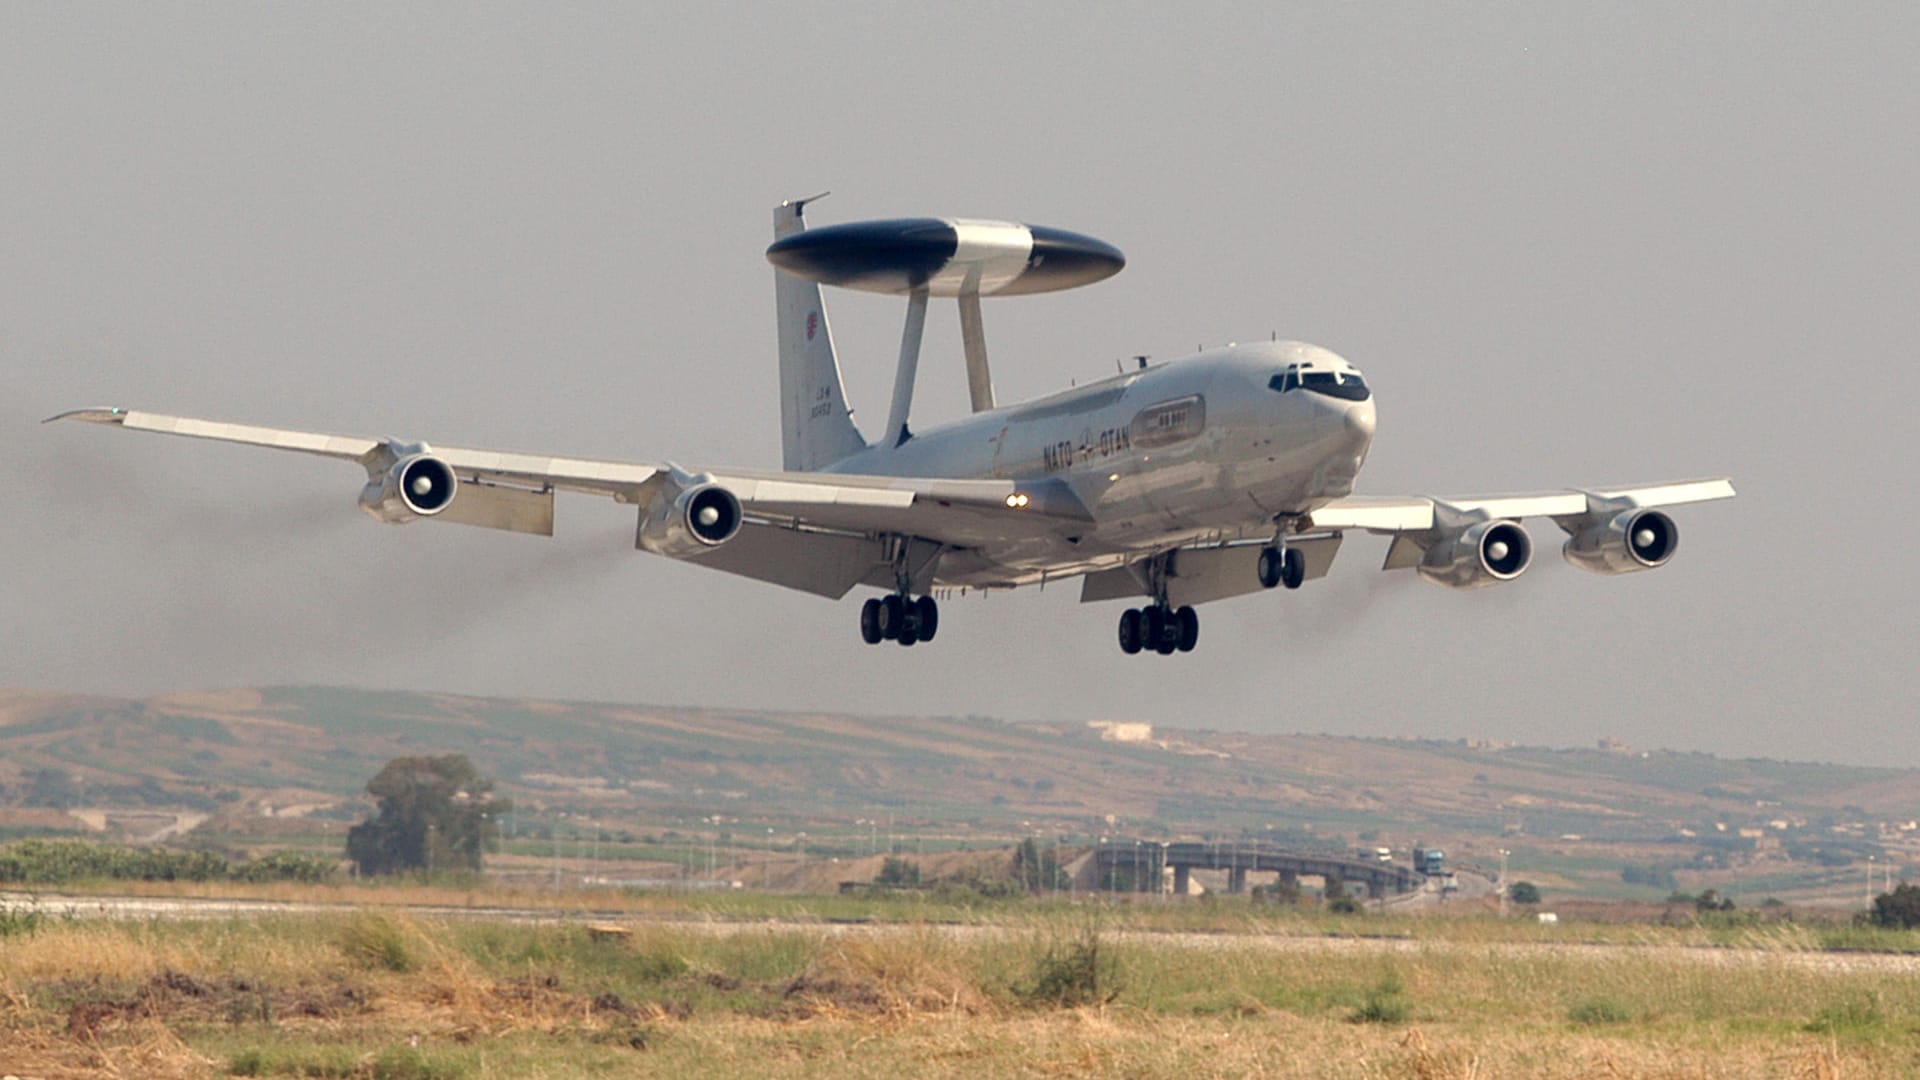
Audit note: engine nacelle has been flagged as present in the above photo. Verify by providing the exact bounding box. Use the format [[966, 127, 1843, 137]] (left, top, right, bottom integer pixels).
[[1562, 508, 1678, 575], [1417, 519, 1533, 590], [636, 482, 743, 557], [358, 453, 458, 524]]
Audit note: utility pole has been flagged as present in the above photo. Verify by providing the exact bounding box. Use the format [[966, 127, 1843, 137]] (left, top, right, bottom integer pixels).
[[1498, 849, 1511, 916]]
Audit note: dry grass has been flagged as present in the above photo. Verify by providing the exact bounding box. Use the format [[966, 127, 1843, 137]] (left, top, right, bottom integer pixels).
[[2, 912, 1918, 1079]]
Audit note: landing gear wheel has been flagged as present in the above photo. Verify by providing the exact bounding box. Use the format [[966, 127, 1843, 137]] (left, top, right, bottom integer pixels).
[[1118, 608, 1142, 654], [1142, 606, 1166, 651], [1175, 606, 1199, 652], [859, 598, 883, 644], [915, 596, 939, 642], [896, 621, 919, 646], [1258, 546, 1283, 589], [1281, 547, 1306, 590], [877, 594, 906, 640]]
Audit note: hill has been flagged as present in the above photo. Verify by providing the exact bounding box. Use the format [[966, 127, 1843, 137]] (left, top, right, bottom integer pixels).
[[1, 686, 1914, 903]]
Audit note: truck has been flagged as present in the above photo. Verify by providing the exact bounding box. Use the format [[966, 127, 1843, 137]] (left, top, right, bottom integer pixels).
[[1412, 844, 1445, 877]]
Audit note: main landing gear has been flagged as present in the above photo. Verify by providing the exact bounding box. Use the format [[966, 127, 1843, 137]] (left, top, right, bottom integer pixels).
[[1118, 551, 1199, 656], [1118, 603, 1198, 656], [860, 594, 939, 647]]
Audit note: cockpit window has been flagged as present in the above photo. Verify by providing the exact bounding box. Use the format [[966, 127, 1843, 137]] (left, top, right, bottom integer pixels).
[[1270, 368, 1369, 400]]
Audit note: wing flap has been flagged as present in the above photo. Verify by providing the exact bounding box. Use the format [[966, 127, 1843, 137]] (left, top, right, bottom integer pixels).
[[434, 481, 555, 536], [1078, 536, 1342, 607], [435, 447, 659, 496], [677, 523, 881, 599]]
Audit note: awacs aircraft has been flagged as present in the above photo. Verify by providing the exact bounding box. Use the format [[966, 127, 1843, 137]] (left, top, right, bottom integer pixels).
[[50, 196, 1733, 655]]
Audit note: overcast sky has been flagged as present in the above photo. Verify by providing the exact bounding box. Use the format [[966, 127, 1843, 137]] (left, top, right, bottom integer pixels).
[[4, 5, 1913, 766]]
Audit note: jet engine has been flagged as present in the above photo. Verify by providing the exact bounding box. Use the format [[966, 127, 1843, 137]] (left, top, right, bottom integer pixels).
[[1417, 519, 1533, 590], [637, 481, 743, 557], [1562, 508, 1678, 575], [358, 453, 458, 524]]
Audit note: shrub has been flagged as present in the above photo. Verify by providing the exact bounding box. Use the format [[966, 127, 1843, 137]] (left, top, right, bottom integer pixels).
[[1019, 927, 1120, 1008], [1568, 997, 1632, 1025], [1508, 881, 1542, 905], [339, 914, 417, 973], [0, 903, 45, 938], [1350, 975, 1410, 1024], [1805, 998, 1885, 1036]]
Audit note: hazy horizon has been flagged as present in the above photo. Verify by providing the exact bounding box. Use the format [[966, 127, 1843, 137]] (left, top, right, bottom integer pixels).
[[6, 7, 1913, 765]]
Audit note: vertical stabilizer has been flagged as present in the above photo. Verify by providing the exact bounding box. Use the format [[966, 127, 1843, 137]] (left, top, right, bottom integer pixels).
[[773, 198, 869, 471]]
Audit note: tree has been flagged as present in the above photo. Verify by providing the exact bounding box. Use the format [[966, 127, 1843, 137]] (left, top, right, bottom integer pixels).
[[1013, 837, 1068, 894], [1508, 881, 1542, 905], [1694, 888, 1735, 913], [1871, 882, 1920, 929], [346, 755, 509, 877], [875, 856, 921, 886]]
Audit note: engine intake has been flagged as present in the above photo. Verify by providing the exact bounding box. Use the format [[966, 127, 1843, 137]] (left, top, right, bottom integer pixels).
[[1563, 508, 1678, 575], [359, 453, 458, 523], [637, 481, 743, 557], [1418, 519, 1533, 590]]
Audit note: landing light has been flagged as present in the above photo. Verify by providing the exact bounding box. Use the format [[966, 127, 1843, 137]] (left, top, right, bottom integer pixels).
[[1005, 492, 1031, 509]]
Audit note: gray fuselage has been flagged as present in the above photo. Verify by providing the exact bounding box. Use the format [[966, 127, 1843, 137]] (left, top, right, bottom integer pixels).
[[825, 340, 1377, 586]]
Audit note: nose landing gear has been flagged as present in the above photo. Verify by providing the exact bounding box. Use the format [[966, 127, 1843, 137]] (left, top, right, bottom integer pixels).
[[1257, 543, 1305, 590]]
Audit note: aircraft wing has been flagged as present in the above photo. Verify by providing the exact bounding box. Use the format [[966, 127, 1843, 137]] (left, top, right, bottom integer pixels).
[[1305, 478, 1735, 572], [46, 407, 1092, 597]]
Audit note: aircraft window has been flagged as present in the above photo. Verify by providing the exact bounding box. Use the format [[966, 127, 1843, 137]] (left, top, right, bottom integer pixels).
[[1300, 370, 1371, 401]]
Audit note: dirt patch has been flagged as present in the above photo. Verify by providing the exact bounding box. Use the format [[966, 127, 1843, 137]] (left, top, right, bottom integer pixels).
[[50, 968, 374, 1039], [778, 974, 889, 1019]]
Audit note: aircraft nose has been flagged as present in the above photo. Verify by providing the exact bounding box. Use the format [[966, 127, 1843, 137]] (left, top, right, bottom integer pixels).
[[1344, 400, 1376, 441]]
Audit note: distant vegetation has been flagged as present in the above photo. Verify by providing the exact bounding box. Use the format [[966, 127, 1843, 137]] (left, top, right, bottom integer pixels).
[[0, 839, 335, 885], [1871, 883, 1920, 929], [1621, 863, 1680, 891], [7, 686, 1920, 905]]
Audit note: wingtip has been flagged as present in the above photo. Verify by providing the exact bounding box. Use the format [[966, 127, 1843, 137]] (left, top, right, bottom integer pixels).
[[43, 407, 129, 425]]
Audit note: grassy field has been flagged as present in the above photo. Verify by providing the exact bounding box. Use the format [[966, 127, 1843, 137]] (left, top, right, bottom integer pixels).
[[4, 897, 1920, 1079]]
